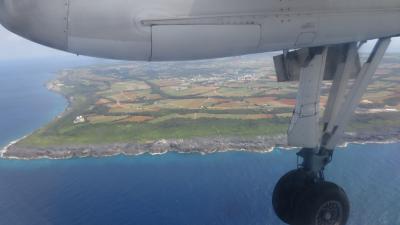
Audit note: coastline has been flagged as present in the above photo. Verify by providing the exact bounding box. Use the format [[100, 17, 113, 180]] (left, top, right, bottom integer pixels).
[[0, 136, 28, 158], [2, 63, 399, 160], [1, 136, 285, 160], [0, 79, 70, 160], [3, 79, 399, 160], [2, 131, 399, 160]]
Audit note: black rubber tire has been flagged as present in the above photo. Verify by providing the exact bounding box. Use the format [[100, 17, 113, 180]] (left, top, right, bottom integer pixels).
[[272, 169, 313, 224], [293, 181, 350, 225]]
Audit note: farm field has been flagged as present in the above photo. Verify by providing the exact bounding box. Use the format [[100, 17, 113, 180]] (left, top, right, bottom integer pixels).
[[17, 54, 400, 148]]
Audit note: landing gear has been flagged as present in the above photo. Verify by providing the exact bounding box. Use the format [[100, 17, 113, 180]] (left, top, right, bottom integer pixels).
[[272, 38, 391, 225], [273, 158, 350, 225], [272, 169, 313, 224], [294, 181, 349, 225]]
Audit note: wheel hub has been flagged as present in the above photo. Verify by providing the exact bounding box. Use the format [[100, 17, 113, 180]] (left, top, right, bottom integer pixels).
[[316, 200, 343, 225], [324, 212, 332, 220]]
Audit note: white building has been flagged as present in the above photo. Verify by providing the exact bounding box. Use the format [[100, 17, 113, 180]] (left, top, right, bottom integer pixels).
[[73, 115, 86, 124]]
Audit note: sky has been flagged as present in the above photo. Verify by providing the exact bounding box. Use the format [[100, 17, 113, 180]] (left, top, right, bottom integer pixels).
[[1, 25, 400, 61], [0, 26, 75, 60]]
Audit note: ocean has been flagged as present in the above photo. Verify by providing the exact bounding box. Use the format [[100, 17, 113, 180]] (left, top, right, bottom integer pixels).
[[0, 58, 399, 225], [0, 59, 65, 147], [0, 57, 107, 148], [0, 144, 399, 225]]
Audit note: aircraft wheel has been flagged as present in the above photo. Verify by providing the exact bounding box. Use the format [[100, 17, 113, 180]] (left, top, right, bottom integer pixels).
[[272, 169, 313, 224], [294, 181, 350, 225]]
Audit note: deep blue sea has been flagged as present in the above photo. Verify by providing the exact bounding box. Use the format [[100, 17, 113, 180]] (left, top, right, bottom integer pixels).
[[0, 58, 399, 225]]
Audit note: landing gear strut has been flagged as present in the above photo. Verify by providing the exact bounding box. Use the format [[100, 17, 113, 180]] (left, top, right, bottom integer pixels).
[[272, 38, 391, 225]]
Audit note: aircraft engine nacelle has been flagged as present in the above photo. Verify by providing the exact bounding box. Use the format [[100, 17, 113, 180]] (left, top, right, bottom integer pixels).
[[1, 0, 400, 61]]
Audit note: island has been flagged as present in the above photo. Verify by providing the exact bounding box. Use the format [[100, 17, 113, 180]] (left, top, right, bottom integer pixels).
[[3, 54, 400, 159]]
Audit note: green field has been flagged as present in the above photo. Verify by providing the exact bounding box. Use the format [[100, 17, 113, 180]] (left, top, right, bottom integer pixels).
[[17, 54, 400, 148]]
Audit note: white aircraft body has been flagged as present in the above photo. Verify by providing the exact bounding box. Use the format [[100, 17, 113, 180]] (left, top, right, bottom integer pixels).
[[1, 1, 399, 225]]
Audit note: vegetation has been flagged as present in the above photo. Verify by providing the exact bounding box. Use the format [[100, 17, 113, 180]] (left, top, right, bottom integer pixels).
[[17, 54, 400, 148]]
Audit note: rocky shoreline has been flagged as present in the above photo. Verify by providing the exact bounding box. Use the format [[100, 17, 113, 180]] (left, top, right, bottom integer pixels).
[[2, 129, 399, 160]]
